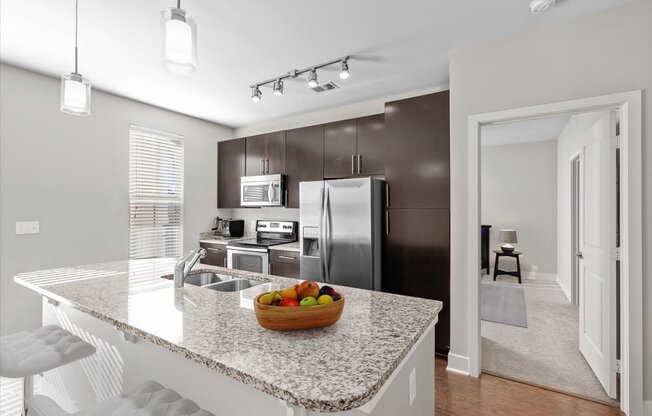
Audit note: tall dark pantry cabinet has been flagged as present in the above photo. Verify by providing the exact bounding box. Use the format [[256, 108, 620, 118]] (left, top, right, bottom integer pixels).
[[382, 91, 451, 353]]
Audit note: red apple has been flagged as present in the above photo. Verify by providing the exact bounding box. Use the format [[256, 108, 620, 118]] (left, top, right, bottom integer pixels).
[[297, 280, 320, 300], [279, 297, 300, 307]]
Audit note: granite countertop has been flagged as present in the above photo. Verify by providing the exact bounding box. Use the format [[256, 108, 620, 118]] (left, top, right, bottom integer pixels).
[[269, 241, 300, 252], [15, 259, 442, 412]]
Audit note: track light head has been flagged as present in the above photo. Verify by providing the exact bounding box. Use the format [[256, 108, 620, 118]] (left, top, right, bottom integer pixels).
[[339, 60, 350, 80], [251, 86, 262, 102], [308, 70, 318, 88], [273, 79, 284, 96]]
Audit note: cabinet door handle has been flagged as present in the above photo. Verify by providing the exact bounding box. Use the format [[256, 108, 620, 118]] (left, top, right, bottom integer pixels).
[[351, 155, 356, 175], [269, 263, 272, 275], [385, 211, 390, 235], [357, 154, 362, 174], [385, 183, 390, 208], [223, 258, 227, 267], [260, 159, 264, 174], [206, 247, 223, 252], [265, 158, 270, 174], [278, 255, 297, 260]]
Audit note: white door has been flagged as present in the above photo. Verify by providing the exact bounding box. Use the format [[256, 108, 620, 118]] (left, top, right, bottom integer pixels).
[[578, 111, 617, 399]]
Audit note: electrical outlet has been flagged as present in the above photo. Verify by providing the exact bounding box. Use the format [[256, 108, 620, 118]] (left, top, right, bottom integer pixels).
[[409, 367, 416, 405], [16, 221, 39, 235]]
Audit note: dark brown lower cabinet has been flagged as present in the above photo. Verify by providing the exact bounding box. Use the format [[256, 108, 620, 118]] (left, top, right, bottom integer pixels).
[[199, 242, 227, 268], [383, 208, 450, 353], [269, 262, 300, 279], [269, 249, 300, 278]]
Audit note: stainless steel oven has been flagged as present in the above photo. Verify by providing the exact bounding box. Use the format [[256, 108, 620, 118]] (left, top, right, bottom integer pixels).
[[227, 246, 269, 274], [240, 174, 285, 207], [227, 220, 297, 275]]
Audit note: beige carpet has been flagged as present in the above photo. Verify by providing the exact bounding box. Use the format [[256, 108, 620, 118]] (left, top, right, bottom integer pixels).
[[481, 275, 616, 404]]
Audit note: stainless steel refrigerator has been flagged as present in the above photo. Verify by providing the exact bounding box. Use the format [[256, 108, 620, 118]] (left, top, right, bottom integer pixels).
[[299, 177, 384, 290]]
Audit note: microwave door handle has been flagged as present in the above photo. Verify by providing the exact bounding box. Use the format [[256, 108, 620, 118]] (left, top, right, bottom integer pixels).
[[268, 183, 274, 204]]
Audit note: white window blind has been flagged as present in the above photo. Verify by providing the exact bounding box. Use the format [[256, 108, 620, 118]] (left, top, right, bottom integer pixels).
[[129, 126, 184, 259]]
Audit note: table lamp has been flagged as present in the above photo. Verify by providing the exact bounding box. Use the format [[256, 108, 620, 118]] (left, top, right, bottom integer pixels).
[[498, 229, 518, 252]]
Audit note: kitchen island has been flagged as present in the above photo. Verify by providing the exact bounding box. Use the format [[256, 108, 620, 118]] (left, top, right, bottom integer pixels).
[[15, 259, 441, 415]]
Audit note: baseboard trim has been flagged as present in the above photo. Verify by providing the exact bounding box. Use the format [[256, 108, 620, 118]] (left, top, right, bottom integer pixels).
[[644, 400, 652, 416], [446, 353, 470, 376], [556, 276, 573, 303], [522, 272, 558, 281]]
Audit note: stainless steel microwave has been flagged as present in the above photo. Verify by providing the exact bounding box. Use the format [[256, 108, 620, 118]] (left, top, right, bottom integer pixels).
[[240, 174, 285, 207]]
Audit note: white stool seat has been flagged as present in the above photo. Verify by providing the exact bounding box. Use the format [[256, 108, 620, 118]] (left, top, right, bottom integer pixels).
[[28, 380, 215, 416], [0, 325, 96, 378]]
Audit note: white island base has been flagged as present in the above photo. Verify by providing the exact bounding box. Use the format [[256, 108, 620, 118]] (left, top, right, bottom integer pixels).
[[38, 299, 436, 415]]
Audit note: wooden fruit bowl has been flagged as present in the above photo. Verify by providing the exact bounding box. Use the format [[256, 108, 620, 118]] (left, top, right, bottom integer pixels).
[[254, 293, 345, 331]]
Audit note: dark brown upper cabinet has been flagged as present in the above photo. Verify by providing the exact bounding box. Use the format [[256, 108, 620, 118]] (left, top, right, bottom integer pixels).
[[324, 115, 385, 178], [285, 125, 324, 209], [356, 114, 385, 176], [324, 119, 357, 178], [245, 131, 286, 176], [217, 138, 245, 208], [384, 91, 450, 209]]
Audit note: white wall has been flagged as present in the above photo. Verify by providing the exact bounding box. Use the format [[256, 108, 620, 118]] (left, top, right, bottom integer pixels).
[[0, 64, 233, 335], [481, 140, 557, 275], [556, 110, 610, 301], [448, 0, 652, 400]]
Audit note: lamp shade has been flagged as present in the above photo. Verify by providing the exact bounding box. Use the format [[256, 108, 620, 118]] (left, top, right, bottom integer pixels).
[[161, 7, 197, 75], [498, 229, 518, 244], [61, 73, 91, 116]]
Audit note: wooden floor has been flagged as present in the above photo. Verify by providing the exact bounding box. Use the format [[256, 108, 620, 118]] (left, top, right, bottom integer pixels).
[[435, 358, 622, 416]]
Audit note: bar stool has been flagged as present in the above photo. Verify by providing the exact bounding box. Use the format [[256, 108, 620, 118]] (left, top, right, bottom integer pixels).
[[0, 325, 97, 415], [27, 380, 215, 416]]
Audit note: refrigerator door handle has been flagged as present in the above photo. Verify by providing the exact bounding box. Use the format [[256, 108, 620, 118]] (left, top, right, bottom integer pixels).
[[318, 187, 327, 282], [322, 187, 331, 283]]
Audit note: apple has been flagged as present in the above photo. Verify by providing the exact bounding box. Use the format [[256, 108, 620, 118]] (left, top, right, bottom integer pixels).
[[300, 297, 318, 307], [279, 297, 300, 307], [297, 280, 320, 300], [280, 286, 298, 300]]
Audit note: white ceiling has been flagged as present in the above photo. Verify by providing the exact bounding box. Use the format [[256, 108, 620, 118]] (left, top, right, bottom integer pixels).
[[481, 114, 571, 146], [0, 0, 635, 128]]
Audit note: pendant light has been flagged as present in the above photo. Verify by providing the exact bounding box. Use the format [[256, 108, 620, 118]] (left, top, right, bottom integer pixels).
[[161, 0, 197, 75], [61, 0, 91, 116]]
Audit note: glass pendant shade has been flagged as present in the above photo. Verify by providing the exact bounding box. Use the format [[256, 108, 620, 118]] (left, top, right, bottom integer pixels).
[[61, 73, 91, 116], [161, 8, 197, 75]]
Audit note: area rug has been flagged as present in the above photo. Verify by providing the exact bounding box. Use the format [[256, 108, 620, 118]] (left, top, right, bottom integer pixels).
[[481, 282, 528, 328]]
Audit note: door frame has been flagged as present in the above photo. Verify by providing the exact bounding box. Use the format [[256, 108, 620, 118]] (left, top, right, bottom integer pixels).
[[570, 153, 581, 306], [463, 91, 643, 415]]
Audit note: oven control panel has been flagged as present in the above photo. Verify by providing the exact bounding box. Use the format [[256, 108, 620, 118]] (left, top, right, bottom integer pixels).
[[256, 220, 296, 234]]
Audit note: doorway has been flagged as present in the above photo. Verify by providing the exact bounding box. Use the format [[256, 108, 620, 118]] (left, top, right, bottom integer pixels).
[[478, 109, 618, 404], [459, 90, 644, 416]]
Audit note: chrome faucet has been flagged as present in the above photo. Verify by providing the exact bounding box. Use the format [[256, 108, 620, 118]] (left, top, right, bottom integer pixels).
[[174, 248, 207, 288]]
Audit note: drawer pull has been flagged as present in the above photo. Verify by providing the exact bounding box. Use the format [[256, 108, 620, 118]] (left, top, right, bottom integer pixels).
[[205, 247, 224, 252], [278, 255, 297, 260]]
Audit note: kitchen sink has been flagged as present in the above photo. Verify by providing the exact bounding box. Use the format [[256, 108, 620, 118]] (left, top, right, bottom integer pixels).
[[203, 279, 263, 292], [184, 272, 230, 287]]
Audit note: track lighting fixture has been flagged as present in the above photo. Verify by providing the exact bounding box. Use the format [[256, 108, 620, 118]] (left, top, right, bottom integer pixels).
[[61, 0, 91, 116], [273, 79, 284, 96], [248, 56, 351, 103], [161, 0, 197, 75], [339, 59, 350, 80], [308, 70, 319, 88], [251, 86, 262, 102]]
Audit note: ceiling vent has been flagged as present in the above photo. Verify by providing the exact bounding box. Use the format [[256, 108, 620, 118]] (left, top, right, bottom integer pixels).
[[311, 82, 340, 93]]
